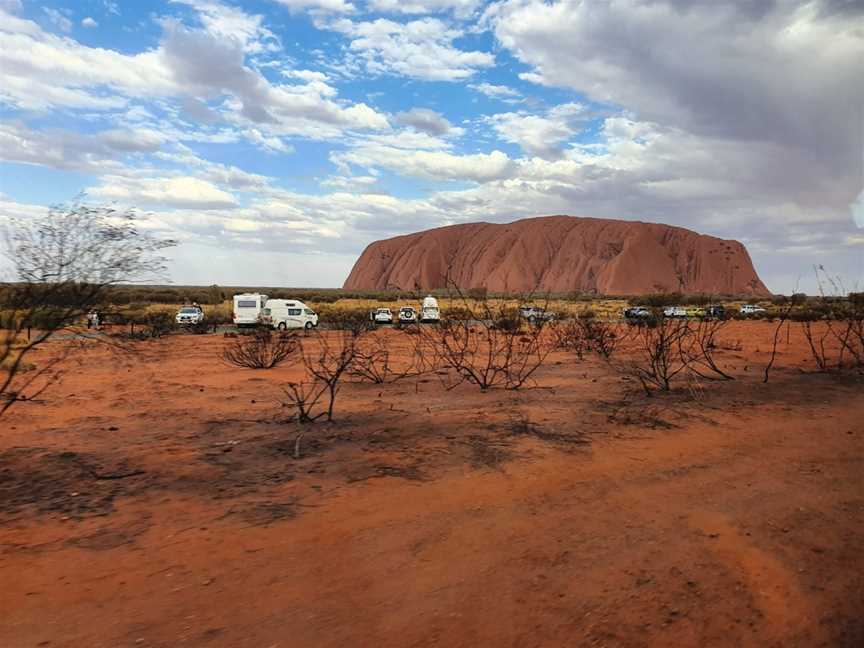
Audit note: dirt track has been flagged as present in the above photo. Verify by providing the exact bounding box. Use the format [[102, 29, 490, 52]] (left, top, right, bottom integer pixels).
[[1, 322, 863, 647]]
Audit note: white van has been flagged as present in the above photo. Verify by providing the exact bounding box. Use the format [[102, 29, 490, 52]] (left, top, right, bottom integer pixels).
[[259, 299, 319, 331], [233, 293, 268, 326], [420, 295, 440, 323]]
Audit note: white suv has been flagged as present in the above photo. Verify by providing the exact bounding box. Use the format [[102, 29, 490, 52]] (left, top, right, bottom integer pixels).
[[740, 304, 767, 315], [175, 306, 204, 325], [373, 308, 393, 324]]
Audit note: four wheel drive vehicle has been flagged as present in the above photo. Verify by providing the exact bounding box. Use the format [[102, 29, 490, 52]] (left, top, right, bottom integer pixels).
[[233, 293, 268, 326], [372, 308, 394, 324], [740, 304, 767, 315], [259, 299, 318, 331], [623, 306, 652, 320], [704, 305, 727, 319], [685, 306, 707, 318], [175, 306, 204, 325], [420, 295, 440, 323], [519, 305, 554, 323], [663, 306, 687, 318], [398, 306, 417, 324]]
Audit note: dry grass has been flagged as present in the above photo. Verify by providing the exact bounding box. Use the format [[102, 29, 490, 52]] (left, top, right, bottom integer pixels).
[[5, 294, 789, 330]]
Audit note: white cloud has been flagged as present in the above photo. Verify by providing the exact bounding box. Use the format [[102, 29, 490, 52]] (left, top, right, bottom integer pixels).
[[86, 175, 239, 209], [325, 17, 494, 81], [487, 102, 589, 158], [43, 7, 72, 33], [368, 0, 482, 18], [0, 122, 162, 172], [853, 190, 864, 229], [171, 0, 279, 53], [469, 82, 521, 102], [81, 17, 98, 28], [273, 0, 355, 13], [335, 143, 513, 183], [0, 0, 22, 13], [0, 6, 389, 142], [395, 108, 460, 137], [321, 173, 380, 190], [487, 0, 864, 184]]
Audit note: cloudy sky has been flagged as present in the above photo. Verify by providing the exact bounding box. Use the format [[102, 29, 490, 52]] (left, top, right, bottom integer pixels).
[[1, 0, 862, 293]]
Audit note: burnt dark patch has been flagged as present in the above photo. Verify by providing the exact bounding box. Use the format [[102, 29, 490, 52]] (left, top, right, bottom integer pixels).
[[466, 435, 514, 469], [222, 500, 298, 526], [0, 447, 148, 523]]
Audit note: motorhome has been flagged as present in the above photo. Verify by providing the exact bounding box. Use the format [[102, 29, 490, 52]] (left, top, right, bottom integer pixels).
[[233, 293, 268, 327], [259, 299, 319, 330], [420, 295, 440, 323]]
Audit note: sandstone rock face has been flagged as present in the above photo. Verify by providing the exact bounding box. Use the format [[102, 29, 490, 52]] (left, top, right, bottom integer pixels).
[[343, 216, 770, 296]]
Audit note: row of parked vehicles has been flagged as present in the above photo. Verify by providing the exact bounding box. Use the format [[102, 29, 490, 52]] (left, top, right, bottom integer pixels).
[[623, 303, 767, 321], [371, 296, 441, 324], [180, 294, 771, 330]]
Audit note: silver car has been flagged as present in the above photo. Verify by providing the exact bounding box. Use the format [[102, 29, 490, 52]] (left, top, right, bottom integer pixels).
[[175, 306, 204, 325]]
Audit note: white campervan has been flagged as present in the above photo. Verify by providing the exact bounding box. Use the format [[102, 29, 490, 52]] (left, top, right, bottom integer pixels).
[[233, 293, 268, 326], [259, 299, 319, 331], [420, 295, 440, 323]]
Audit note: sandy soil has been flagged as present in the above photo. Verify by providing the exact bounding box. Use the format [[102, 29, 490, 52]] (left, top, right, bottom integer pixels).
[[1, 322, 862, 647]]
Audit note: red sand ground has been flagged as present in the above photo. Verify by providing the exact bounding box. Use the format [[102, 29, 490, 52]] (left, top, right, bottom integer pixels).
[[1, 322, 862, 647]]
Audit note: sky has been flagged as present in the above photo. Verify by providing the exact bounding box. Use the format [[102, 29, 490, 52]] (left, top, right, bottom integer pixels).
[[0, 0, 862, 293]]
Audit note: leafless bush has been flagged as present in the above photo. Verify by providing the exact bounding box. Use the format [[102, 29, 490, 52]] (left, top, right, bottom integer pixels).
[[763, 293, 801, 383], [624, 318, 694, 394], [350, 332, 429, 384], [581, 318, 622, 359], [222, 329, 298, 369], [551, 317, 588, 358], [680, 319, 735, 381], [786, 269, 864, 374], [552, 315, 622, 361], [619, 317, 735, 395], [281, 330, 361, 427], [426, 286, 551, 390], [796, 307, 864, 372]]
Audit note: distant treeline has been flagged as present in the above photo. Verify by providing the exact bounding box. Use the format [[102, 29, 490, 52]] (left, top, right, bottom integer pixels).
[[1, 283, 861, 308]]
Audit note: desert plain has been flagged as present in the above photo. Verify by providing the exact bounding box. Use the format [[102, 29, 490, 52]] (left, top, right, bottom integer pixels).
[[1, 320, 862, 648]]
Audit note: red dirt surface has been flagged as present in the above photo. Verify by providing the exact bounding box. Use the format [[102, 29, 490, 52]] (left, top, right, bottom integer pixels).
[[342, 216, 770, 296], [1, 322, 862, 647]]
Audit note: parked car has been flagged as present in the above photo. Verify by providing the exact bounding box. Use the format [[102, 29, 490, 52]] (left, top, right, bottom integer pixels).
[[623, 306, 652, 320], [685, 306, 707, 318], [372, 308, 393, 324], [704, 305, 727, 320], [663, 306, 687, 318], [259, 299, 318, 331], [740, 304, 767, 315], [420, 295, 440, 323], [398, 306, 417, 324], [175, 306, 204, 325], [519, 305, 554, 323], [233, 293, 268, 327]]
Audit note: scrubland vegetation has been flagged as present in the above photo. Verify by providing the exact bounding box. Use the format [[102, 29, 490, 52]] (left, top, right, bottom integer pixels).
[[2, 207, 862, 648]]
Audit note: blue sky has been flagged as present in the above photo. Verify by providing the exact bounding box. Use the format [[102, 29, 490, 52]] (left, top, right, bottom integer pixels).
[[1, 0, 862, 292]]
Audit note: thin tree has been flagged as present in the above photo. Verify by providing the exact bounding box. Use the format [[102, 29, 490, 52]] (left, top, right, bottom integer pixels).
[[0, 204, 175, 416]]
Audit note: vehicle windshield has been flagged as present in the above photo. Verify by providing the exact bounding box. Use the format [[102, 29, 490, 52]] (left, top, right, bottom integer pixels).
[[179, 308, 199, 314]]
